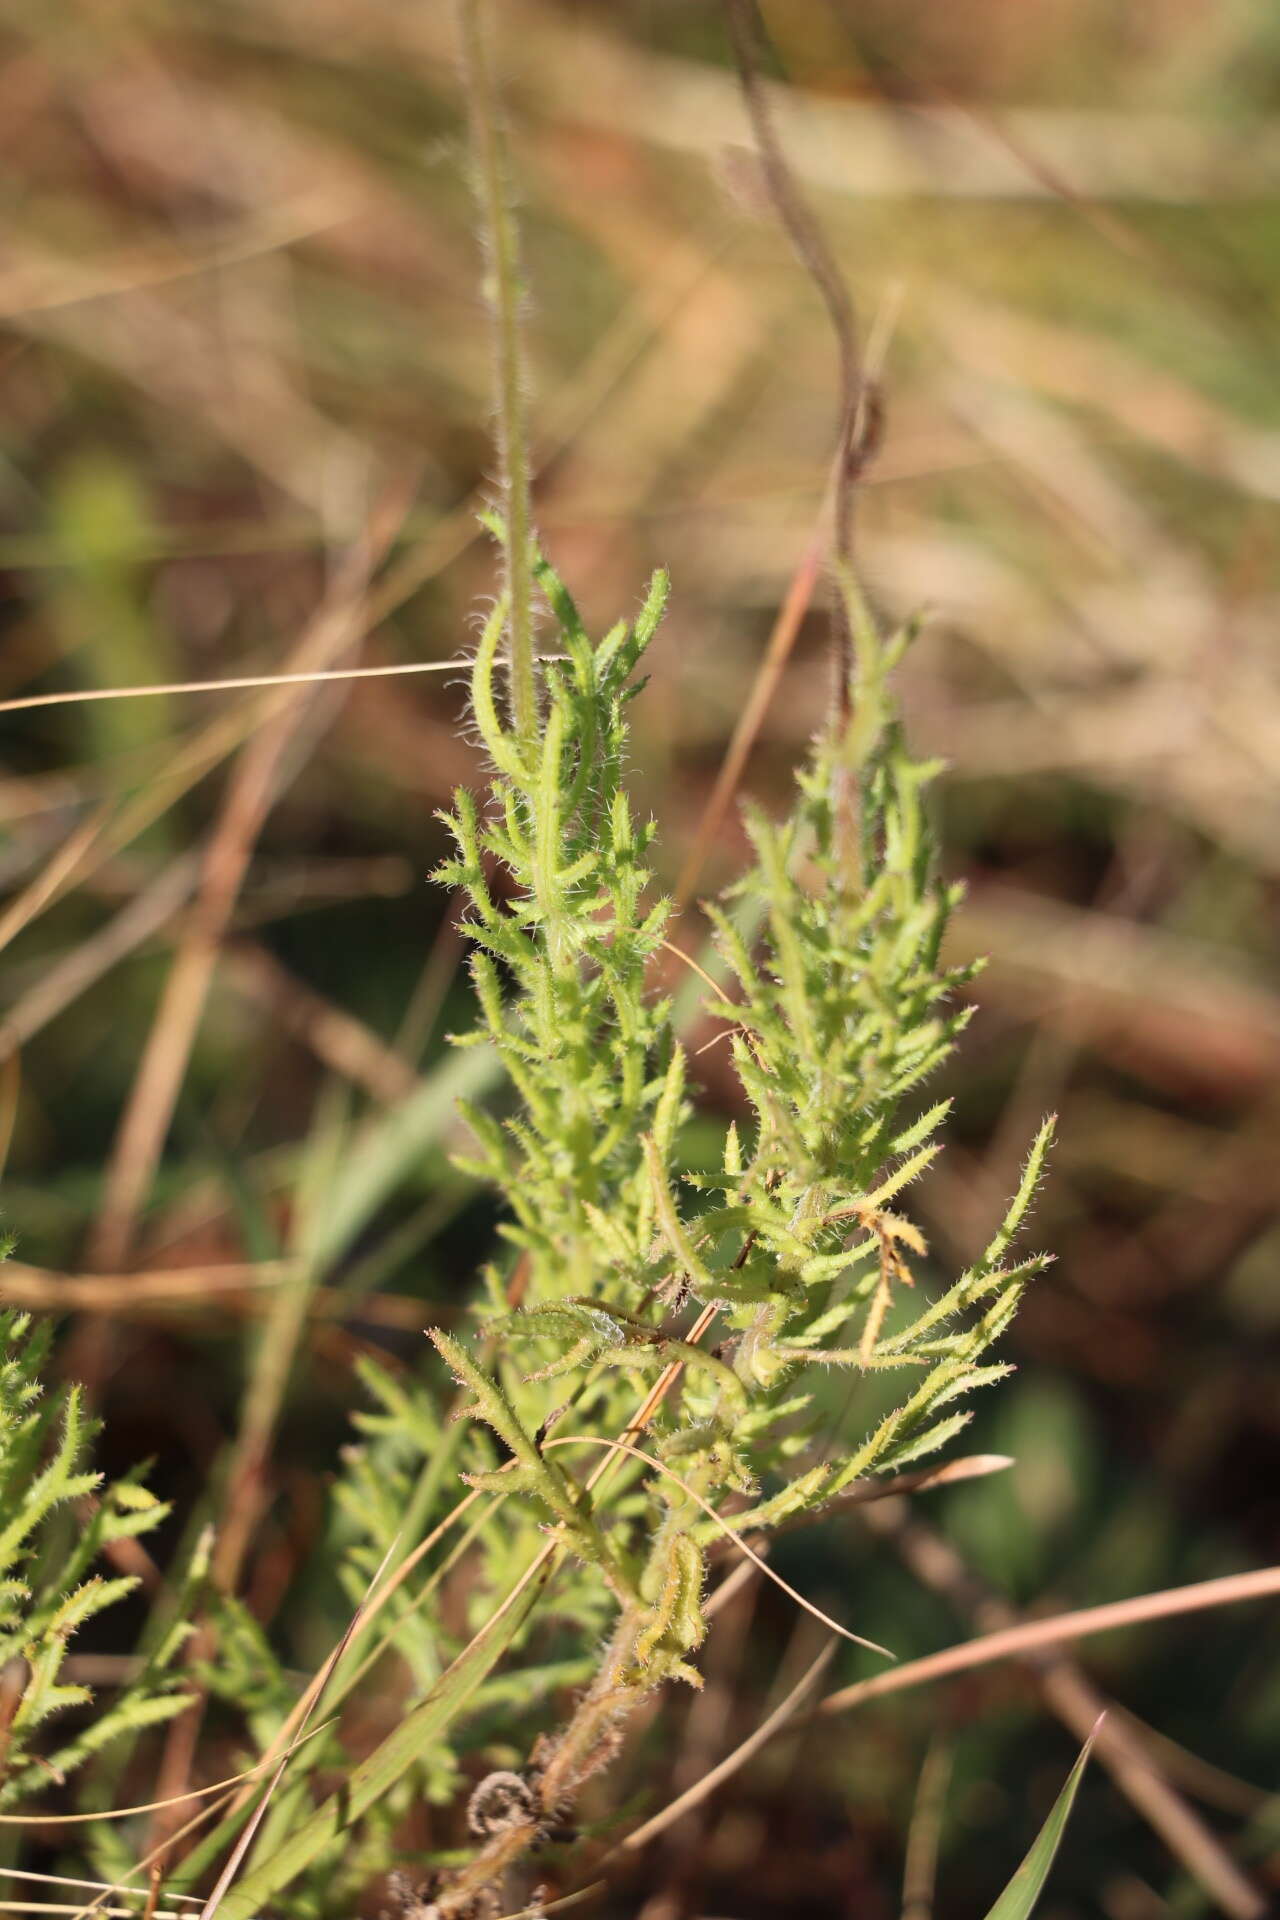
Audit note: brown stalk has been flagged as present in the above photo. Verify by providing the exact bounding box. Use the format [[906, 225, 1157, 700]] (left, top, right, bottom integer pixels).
[[722, 0, 868, 721], [669, 520, 823, 917], [0, 1259, 456, 1334], [652, 0, 895, 1038]]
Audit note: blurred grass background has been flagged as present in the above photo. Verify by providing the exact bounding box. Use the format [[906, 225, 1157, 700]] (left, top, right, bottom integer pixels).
[[1, 1, 1279, 1915]]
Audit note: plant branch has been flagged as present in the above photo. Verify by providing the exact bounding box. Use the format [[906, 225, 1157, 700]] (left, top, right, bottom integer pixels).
[[456, 0, 539, 748]]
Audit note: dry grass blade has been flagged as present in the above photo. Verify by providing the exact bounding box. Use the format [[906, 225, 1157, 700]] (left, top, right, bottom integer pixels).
[[218, 1484, 485, 1821], [0, 660, 471, 715], [646, 133, 901, 929], [1109, 1710, 1271, 1819], [0, 856, 198, 1063], [0, 1260, 453, 1333], [86, 503, 404, 1276], [657, 939, 726, 999], [671, 521, 823, 912], [0, 805, 112, 960], [69, 1543, 409, 1920], [723, 0, 863, 714], [1, 1261, 299, 1309], [67, 1785, 251, 1920], [203, 1537, 559, 1920], [191, 1537, 402, 1920], [817, 1562, 1280, 1717], [0, 1872, 198, 1906], [0, 698, 271, 960], [0, 1905, 192, 1917], [612, 1639, 837, 1857], [0, 1725, 333, 1826], [543, 1434, 893, 1657]]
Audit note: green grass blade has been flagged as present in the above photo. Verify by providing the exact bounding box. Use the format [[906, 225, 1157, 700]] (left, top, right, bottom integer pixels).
[[207, 1560, 546, 1920], [981, 1726, 1098, 1920], [308, 1043, 498, 1268]]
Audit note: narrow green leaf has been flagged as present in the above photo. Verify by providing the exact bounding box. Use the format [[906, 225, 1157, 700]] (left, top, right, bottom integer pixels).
[[208, 1568, 548, 1920], [308, 1044, 500, 1267], [981, 1727, 1098, 1920]]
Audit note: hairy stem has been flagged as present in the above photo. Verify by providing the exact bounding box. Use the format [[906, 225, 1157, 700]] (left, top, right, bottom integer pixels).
[[436, 1624, 642, 1916], [456, 0, 539, 748]]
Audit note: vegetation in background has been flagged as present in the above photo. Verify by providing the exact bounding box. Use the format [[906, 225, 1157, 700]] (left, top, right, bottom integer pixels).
[[0, 1309, 188, 1809], [0, 0, 1277, 1916]]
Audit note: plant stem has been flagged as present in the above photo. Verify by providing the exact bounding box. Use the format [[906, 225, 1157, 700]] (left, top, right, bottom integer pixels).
[[456, 0, 539, 749], [722, 0, 878, 738]]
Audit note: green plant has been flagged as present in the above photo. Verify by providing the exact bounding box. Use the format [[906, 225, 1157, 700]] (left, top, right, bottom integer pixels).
[[0, 1308, 189, 1809], [0, 11, 1059, 1917], [401, 518, 1054, 1915], [983, 1731, 1097, 1920], [185, 521, 1052, 1920]]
